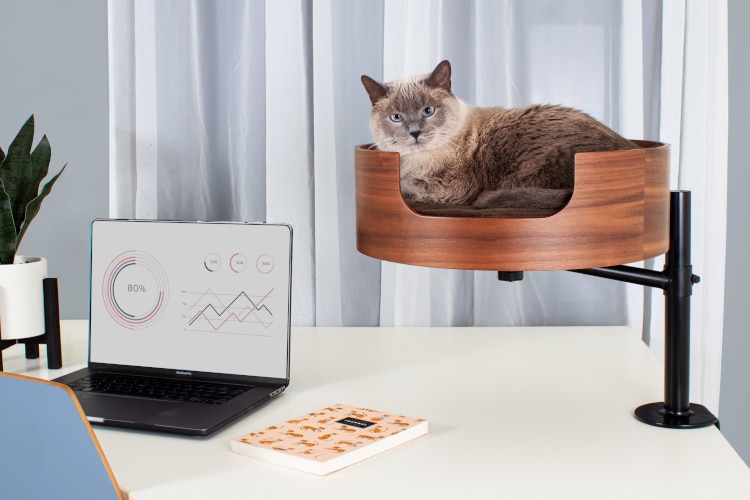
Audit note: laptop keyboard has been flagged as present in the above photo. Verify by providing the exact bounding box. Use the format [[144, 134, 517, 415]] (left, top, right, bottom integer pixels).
[[68, 373, 251, 405]]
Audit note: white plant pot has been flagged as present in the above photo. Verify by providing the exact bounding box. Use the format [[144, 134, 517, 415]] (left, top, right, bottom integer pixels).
[[0, 256, 48, 340]]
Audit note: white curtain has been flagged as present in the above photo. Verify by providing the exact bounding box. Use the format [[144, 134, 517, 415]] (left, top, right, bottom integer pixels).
[[108, 0, 728, 412]]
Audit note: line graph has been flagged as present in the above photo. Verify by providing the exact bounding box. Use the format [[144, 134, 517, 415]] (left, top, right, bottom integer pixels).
[[183, 288, 275, 335]]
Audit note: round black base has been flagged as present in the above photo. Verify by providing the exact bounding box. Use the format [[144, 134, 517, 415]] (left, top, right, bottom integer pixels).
[[634, 402, 718, 429]]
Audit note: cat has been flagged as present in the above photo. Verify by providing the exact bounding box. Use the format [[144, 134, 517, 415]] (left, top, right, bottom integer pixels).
[[361, 60, 639, 209]]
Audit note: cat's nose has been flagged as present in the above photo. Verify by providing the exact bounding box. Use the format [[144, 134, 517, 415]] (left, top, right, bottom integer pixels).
[[410, 130, 421, 140]]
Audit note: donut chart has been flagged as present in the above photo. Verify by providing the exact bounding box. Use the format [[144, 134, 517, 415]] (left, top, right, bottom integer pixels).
[[102, 250, 169, 329]]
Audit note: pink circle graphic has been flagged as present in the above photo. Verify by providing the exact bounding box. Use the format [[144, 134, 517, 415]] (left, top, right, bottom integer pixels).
[[101, 250, 169, 329]]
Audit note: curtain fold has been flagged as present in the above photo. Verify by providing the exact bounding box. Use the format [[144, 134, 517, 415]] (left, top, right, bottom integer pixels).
[[108, 0, 728, 411]]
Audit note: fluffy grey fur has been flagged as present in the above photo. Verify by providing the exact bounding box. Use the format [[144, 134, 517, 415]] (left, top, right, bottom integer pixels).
[[361, 60, 638, 208]]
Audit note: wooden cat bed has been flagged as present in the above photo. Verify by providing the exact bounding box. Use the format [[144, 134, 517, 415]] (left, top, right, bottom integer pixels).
[[354, 140, 670, 271]]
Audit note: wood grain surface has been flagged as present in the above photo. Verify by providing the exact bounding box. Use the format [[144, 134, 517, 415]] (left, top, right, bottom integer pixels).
[[354, 141, 670, 271]]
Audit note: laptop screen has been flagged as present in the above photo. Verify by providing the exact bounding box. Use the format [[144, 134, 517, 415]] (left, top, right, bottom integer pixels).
[[88, 220, 292, 380]]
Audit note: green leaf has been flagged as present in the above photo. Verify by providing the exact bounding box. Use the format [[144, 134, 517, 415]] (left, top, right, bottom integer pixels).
[[29, 133, 52, 196], [0, 178, 18, 265], [0, 115, 65, 263], [15, 163, 66, 251], [0, 115, 40, 236]]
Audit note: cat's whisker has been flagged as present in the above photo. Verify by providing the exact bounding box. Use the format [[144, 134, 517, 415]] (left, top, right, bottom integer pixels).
[[370, 138, 400, 152], [440, 133, 467, 145], [433, 133, 468, 149]]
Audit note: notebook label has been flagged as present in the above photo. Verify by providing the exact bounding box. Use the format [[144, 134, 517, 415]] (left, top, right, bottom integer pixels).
[[336, 417, 375, 429]]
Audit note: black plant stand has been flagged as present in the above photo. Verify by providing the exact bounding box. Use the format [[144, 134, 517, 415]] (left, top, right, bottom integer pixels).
[[0, 277, 62, 372], [501, 191, 719, 429]]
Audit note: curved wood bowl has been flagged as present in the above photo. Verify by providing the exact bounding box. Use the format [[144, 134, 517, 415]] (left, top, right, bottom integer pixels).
[[354, 141, 670, 271]]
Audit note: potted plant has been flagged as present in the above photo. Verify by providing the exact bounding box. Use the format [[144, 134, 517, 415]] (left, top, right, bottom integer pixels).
[[0, 115, 66, 340]]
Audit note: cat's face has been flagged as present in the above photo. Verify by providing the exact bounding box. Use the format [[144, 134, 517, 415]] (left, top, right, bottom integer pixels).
[[362, 61, 465, 156]]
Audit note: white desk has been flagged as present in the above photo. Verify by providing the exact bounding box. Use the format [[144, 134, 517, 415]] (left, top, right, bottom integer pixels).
[[4, 321, 750, 499]]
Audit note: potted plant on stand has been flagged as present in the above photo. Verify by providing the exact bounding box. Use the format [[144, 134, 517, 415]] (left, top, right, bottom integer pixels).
[[0, 115, 65, 343]]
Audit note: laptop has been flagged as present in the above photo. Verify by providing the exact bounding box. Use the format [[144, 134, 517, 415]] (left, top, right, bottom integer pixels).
[[55, 219, 292, 436]]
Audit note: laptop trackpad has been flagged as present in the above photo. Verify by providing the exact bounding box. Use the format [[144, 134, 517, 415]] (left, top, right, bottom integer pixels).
[[77, 393, 171, 423]]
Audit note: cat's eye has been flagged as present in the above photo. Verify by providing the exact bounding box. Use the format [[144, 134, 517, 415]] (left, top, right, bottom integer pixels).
[[422, 106, 435, 117], [390, 113, 404, 122]]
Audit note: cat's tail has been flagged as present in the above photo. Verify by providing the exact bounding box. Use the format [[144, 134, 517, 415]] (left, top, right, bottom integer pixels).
[[471, 187, 573, 210]]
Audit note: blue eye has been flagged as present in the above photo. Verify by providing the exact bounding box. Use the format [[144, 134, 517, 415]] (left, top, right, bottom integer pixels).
[[422, 106, 435, 117], [390, 113, 403, 122]]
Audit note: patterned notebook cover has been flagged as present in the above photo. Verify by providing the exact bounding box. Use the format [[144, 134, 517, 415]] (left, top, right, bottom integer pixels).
[[230, 403, 428, 475]]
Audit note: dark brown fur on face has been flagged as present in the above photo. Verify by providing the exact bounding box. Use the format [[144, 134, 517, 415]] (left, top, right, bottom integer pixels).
[[361, 60, 638, 208]]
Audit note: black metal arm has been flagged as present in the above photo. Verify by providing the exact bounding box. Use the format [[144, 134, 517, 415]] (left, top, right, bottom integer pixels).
[[500, 191, 718, 429]]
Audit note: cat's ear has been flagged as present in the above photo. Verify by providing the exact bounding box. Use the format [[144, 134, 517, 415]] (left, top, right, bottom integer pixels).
[[361, 75, 388, 106], [426, 60, 452, 92]]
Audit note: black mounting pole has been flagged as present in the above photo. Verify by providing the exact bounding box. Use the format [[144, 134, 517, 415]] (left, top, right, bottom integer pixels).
[[502, 191, 718, 428], [575, 191, 717, 428]]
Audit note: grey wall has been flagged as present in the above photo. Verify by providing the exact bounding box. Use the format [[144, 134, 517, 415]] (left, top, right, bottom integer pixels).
[[0, 0, 109, 320], [720, 0, 750, 467]]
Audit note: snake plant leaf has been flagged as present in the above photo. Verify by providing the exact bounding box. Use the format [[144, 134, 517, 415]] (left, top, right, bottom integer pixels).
[[30, 133, 52, 196], [15, 164, 66, 252], [0, 178, 18, 265], [0, 115, 65, 264], [0, 115, 41, 237]]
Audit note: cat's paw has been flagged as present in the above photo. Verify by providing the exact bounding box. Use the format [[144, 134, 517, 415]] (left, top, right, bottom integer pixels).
[[399, 177, 430, 202]]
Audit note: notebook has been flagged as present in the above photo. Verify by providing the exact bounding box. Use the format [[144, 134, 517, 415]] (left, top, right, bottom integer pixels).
[[55, 219, 292, 436]]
